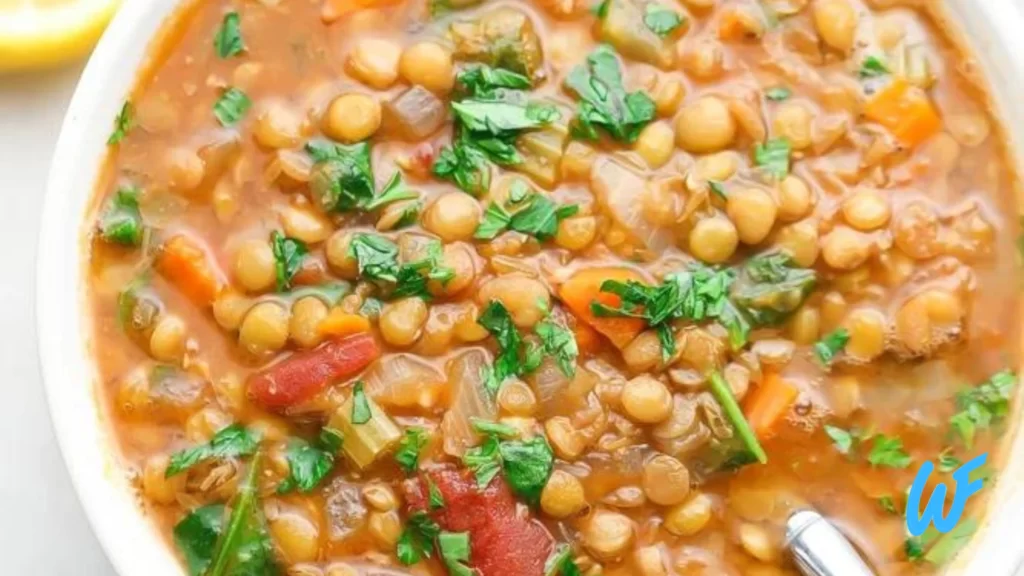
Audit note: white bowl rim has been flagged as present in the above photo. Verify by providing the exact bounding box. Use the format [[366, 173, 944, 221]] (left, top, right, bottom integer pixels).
[[35, 1, 1024, 575]]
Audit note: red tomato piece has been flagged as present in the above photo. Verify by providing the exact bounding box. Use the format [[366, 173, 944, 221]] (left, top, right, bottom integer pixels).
[[404, 468, 554, 576], [246, 333, 380, 410]]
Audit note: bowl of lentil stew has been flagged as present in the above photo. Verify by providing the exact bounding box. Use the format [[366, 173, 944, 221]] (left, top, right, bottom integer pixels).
[[37, 0, 1024, 575]]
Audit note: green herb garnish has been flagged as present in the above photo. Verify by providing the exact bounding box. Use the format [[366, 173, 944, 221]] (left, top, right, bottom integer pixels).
[[867, 434, 912, 469], [213, 87, 252, 126], [462, 427, 554, 504], [396, 511, 441, 565], [754, 138, 791, 178], [213, 11, 244, 58], [457, 65, 532, 98], [276, 429, 339, 494], [351, 381, 372, 425], [859, 55, 890, 78], [709, 371, 767, 464], [564, 44, 656, 143], [270, 231, 308, 292], [765, 86, 792, 101], [438, 532, 475, 576], [107, 101, 134, 145], [395, 427, 430, 475], [535, 317, 578, 379], [166, 424, 260, 477], [814, 328, 850, 364], [98, 185, 144, 246], [643, 4, 684, 37], [950, 370, 1017, 448]]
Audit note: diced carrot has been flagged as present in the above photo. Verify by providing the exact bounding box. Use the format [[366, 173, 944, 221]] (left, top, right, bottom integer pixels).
[[864, 78, 942, 148], [156, 234, 224, 305], [318, 310, 371, 338], [573, 321, 602, 355], [559, 267, 647, 350], [744, 372, 800, 438]]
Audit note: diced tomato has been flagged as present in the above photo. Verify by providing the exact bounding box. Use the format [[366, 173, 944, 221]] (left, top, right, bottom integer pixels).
[[404, 468, 554, 576], [247, 333, 380, 410]]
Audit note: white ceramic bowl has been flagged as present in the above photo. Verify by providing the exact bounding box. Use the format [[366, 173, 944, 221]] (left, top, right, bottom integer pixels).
[[36, 0, 1024, 574]]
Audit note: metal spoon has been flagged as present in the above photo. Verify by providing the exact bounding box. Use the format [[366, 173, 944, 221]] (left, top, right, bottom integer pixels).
[[786, 509, 876, 576]]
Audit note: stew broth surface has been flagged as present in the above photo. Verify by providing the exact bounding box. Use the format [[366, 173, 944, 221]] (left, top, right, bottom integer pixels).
[[86, 0, 1021, 575]]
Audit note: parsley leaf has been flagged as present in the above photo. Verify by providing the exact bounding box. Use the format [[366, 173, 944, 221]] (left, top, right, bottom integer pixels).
[[905, 537, 925, 561], [950, 370, 1016, 448], [462, 427, 554, 504], [477, 192, 578, 241], [277, 433, 337, 494], [395, 427, 429, 475], [765, 86, 792, 101], [754, 138, 791, 178], [457, 65, 532, 98], [937, 449, 961, 473], [98, 185, 144, 246], [213, 11, 244, 58], [427, 478, 445, 509], [709, 180, 728, 200], [643, 4, 684, 37], [878, 495, 898, 514], [364, 172, 420, 211], [351, 381, 372, 425], [452, 100, 557, 134], [213, 87, 251, 126], [463, 434, 503, 489], [859, 55, 890, 78], [167, 424, 260, 477], [867, 434, 912, 469], [107, 101, 134, 145], [477, 301, 542, 395], [433, 136, 491, 196], [475, 203, 513, 239], [173, 504, 225, 576], [396, 511, 441, 565], [471, 418, 520, 439], [545, 544, 583, 576], [306, 140, 375, 212], [347, 233, 453, 299], [535, 317, 578, 378], [564, 44, 656, 143], [814, 328, 849, 364], [349, 234, 400, 283], [824, 424, 856, 455], [438, 532, 475, 576], [270, 231, 308, 291]]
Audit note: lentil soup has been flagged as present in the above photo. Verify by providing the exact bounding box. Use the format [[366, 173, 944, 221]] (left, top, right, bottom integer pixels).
[[86, 0, 1021, 574]]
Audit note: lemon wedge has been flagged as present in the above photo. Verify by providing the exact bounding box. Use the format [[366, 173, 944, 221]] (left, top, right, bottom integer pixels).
[[0, 0, 121, 72]]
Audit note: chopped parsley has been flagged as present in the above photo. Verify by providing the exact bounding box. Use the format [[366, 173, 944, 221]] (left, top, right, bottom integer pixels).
[[643, 4, 684, 37], [462, 423, 554, 505], [276, 428, 341, 494], [859, 55, 890, 78], [306, 140, 375, 212], [535, 317, 578, 379], [765, 86, 792, 101], [427, 478, 445, 509], [545, 544, 583, 576], [477, 300, 543, 395], [213, 87, 252, 126], [878, 495, 897, 514], [438, 532, 475, 576], [270, 231, 308, 292], [475, 188, 579, 241], [814, 328, 850, 365], [98, 185, 144, 246], [950, 370, 1017, 448], [213, 11, 244, 58], [823, 424, 857, 456], [395, 427, 430, 475], [347, 233, 454, 299], [166, 424, 260, 477], [107, 101, 134, 145], [754, 138, 792, 178], [709, 180, 728, 200], [457, 65, 532, 98], [351, 382, 372, 425], [937, 449, 961, 473], [564, 44, 656, 143], [396, 511, 441, 565], [867, 434, 912, 469]]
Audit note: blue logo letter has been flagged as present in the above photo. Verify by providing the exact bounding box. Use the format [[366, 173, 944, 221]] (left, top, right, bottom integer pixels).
[[906, 453, 987, 536]]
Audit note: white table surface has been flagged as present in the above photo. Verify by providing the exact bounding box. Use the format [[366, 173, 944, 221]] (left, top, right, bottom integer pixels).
[[0, 63, 116, 575]]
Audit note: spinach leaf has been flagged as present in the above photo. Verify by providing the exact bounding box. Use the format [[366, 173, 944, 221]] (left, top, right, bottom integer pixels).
[[754, 138, 791, 178], [452, 100, 557, 133], [731, 251, 816, 326], [98, 185, 144, 246], [396, 511, 441, 565], [395, 427, 430, 475], [351, 381, 372, 425], [205, 452, 278, 576], [270, 231, 308, 291], [814, 328, 849, 365], [438, 532, 475, 576], [173, 504, 225, 576], [564, 44, 656, 143], [167, 424, 261, 477], [213, 87, 252, 127], [213, 11, 244, 58], [108, 101, 134, 145], [643, 4, 684, 37], [307, 141, 375, 212]]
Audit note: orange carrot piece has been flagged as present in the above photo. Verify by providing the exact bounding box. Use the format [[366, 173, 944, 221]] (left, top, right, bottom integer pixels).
[[559, 267, 646, 350], [572, 322, 602, 355], [319, 310, 372, 338], [744, 372, 800, 438], [156, 234, 224, 305], [864, 78, 942, 148]]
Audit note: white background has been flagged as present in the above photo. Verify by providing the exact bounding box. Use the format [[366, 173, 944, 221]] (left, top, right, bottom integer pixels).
[[0, 63, 116, 574]]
